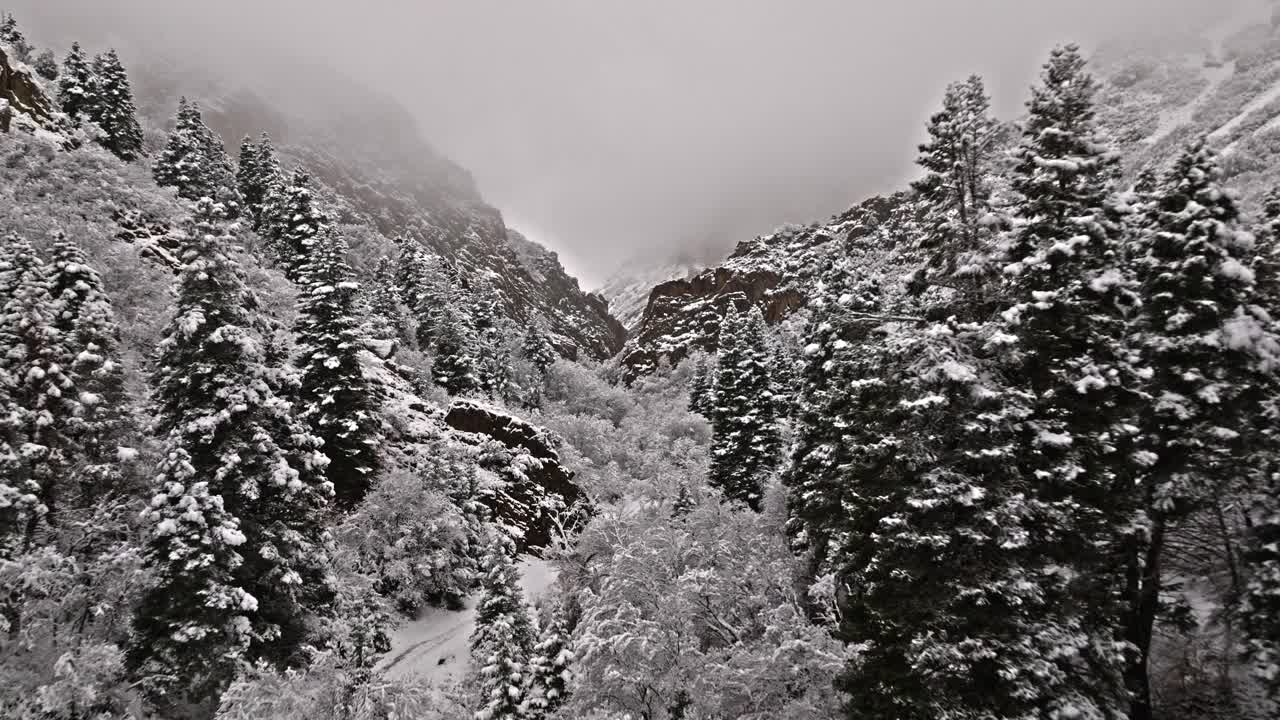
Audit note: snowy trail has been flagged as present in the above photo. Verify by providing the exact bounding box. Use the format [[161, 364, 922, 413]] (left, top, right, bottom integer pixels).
[[380, 557, 557, 684]]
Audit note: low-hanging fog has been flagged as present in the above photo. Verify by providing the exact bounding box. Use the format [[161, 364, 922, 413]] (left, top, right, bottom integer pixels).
[[8, 0, 1234, 285]]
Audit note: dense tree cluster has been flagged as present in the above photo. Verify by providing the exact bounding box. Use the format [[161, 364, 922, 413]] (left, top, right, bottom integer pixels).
[[154, 98, 242, 212], [784, 44, 1280, 720]]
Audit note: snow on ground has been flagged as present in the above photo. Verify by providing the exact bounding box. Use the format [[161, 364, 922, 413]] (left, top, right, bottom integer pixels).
[[1209, 76, 1280, 144], [380, 556, 558, 684], [1149, 0, 1271, 146], [1146, 59, 1234, 146]]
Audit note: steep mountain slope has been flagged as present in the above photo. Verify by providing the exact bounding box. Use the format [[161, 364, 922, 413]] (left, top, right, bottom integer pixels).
[[0, 48, 588, 552], [128, 60, 624, 360], [621, 1, 1280, 379]]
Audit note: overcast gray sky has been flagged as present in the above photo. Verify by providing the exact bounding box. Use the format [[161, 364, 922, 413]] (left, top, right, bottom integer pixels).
[[10, 0, 1232, 285]]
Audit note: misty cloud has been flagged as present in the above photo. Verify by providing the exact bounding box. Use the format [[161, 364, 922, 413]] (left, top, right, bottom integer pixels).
[[9, 0, 1230, 284]]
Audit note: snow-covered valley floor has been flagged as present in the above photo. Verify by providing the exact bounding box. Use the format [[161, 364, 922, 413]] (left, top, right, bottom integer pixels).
[[380, 557, 558, 684]]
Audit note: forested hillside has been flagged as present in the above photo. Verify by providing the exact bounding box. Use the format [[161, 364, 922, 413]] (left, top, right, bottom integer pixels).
[[3, 7, 1280, 720]]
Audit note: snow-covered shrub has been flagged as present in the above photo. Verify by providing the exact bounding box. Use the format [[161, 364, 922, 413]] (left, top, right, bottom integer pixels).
[[559, 497, 848, 720], [339, 450, 483, 615], [216, 652, 468, 720]]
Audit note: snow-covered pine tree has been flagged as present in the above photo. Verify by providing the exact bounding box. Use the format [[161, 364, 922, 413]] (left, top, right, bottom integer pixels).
[[47, 235, 127, 506], [1006, 45, 1119, 270], [0, 13, 32, 62], [56, 42, 96, 122], [236, 136, 261, 206], [129, 199, 334, 704], [293, 230, 381, 509], [432, 300, 481, 397], [707, 305, 778, 511], [153, 98, 211, 200], [0, 236, 80, 539], [33, 49, 57, 81], [911, 74, 1001, 305], [767, 329, 801, 420], [153, 99, 241, 212], [264, 168, 329, 281], [522, 606, 573, 718], [238, 132, 285, 230], [687, 352, 715, 417], [992, 43, 1137, 717], [825, 314, 1131, 720], [469, 279, 512, 397], [364, 256, 407, 342], [1123, 139, 1280, 717], [470, 539, 536, 720], [520, 322, 557, 376], [783, 263, 877, 562], [88, 50, 144, 161], [128, 445, 253, 706], [396, 239, 458, 349]]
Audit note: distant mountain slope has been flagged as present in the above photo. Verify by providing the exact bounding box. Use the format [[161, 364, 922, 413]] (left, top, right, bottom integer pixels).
[[619, 195, 918, 379], [621, 0, 1280, 380], [598, 257, 707, 332], [128, 60, 625, 360]]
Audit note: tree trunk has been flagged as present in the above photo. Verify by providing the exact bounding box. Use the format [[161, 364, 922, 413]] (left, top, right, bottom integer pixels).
[[1125, 516, 1165, 720]]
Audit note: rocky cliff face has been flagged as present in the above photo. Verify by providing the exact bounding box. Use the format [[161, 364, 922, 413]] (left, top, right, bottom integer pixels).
[[598, 257, 710, 332], [130, 64, 626, 360], [0, 45, 57, 134], [619, 194, 909, 379]]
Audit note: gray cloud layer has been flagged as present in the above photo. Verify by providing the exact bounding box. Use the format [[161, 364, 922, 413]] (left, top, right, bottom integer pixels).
[[10, 0, 1229, 284]]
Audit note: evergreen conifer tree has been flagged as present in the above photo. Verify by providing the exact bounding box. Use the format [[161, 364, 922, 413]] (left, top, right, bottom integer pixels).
[[47, 235, 127, 506], [33, 49, 57, 81], [236, 136, 260, 205], [432, 301, 481, 397], [0, 236, 80, 538], [264, 168, 328, 280], [129, 445, 251, 704], [56, 42, 96, 121], [823, 315, 1126, 720], [470, 539, 536, 720], [129, 199, 333, 704], [153, 99, 241, 212], [470, 280, 512, 397], [396, 240, 458, 349], [0, 13, 32, 62], [522, 607, 573, 717], [1123, 139, 1279, 717], [294, 230, 381, 509], [707, 305, 778, 511], [238, 132, 284, 230], [520, 322, 557, 375], [88, 49, 144, 160], [990, 44, 1137, 717], [687, 353, 715, 417], [911, 74, 1001, 305], [364, 256, 407, 342]]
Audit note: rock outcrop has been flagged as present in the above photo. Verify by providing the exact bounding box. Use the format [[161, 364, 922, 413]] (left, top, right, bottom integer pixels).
[[620, 194, 906, 380], [0, 45, 55, 133], [444, 400, 586, 550]]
